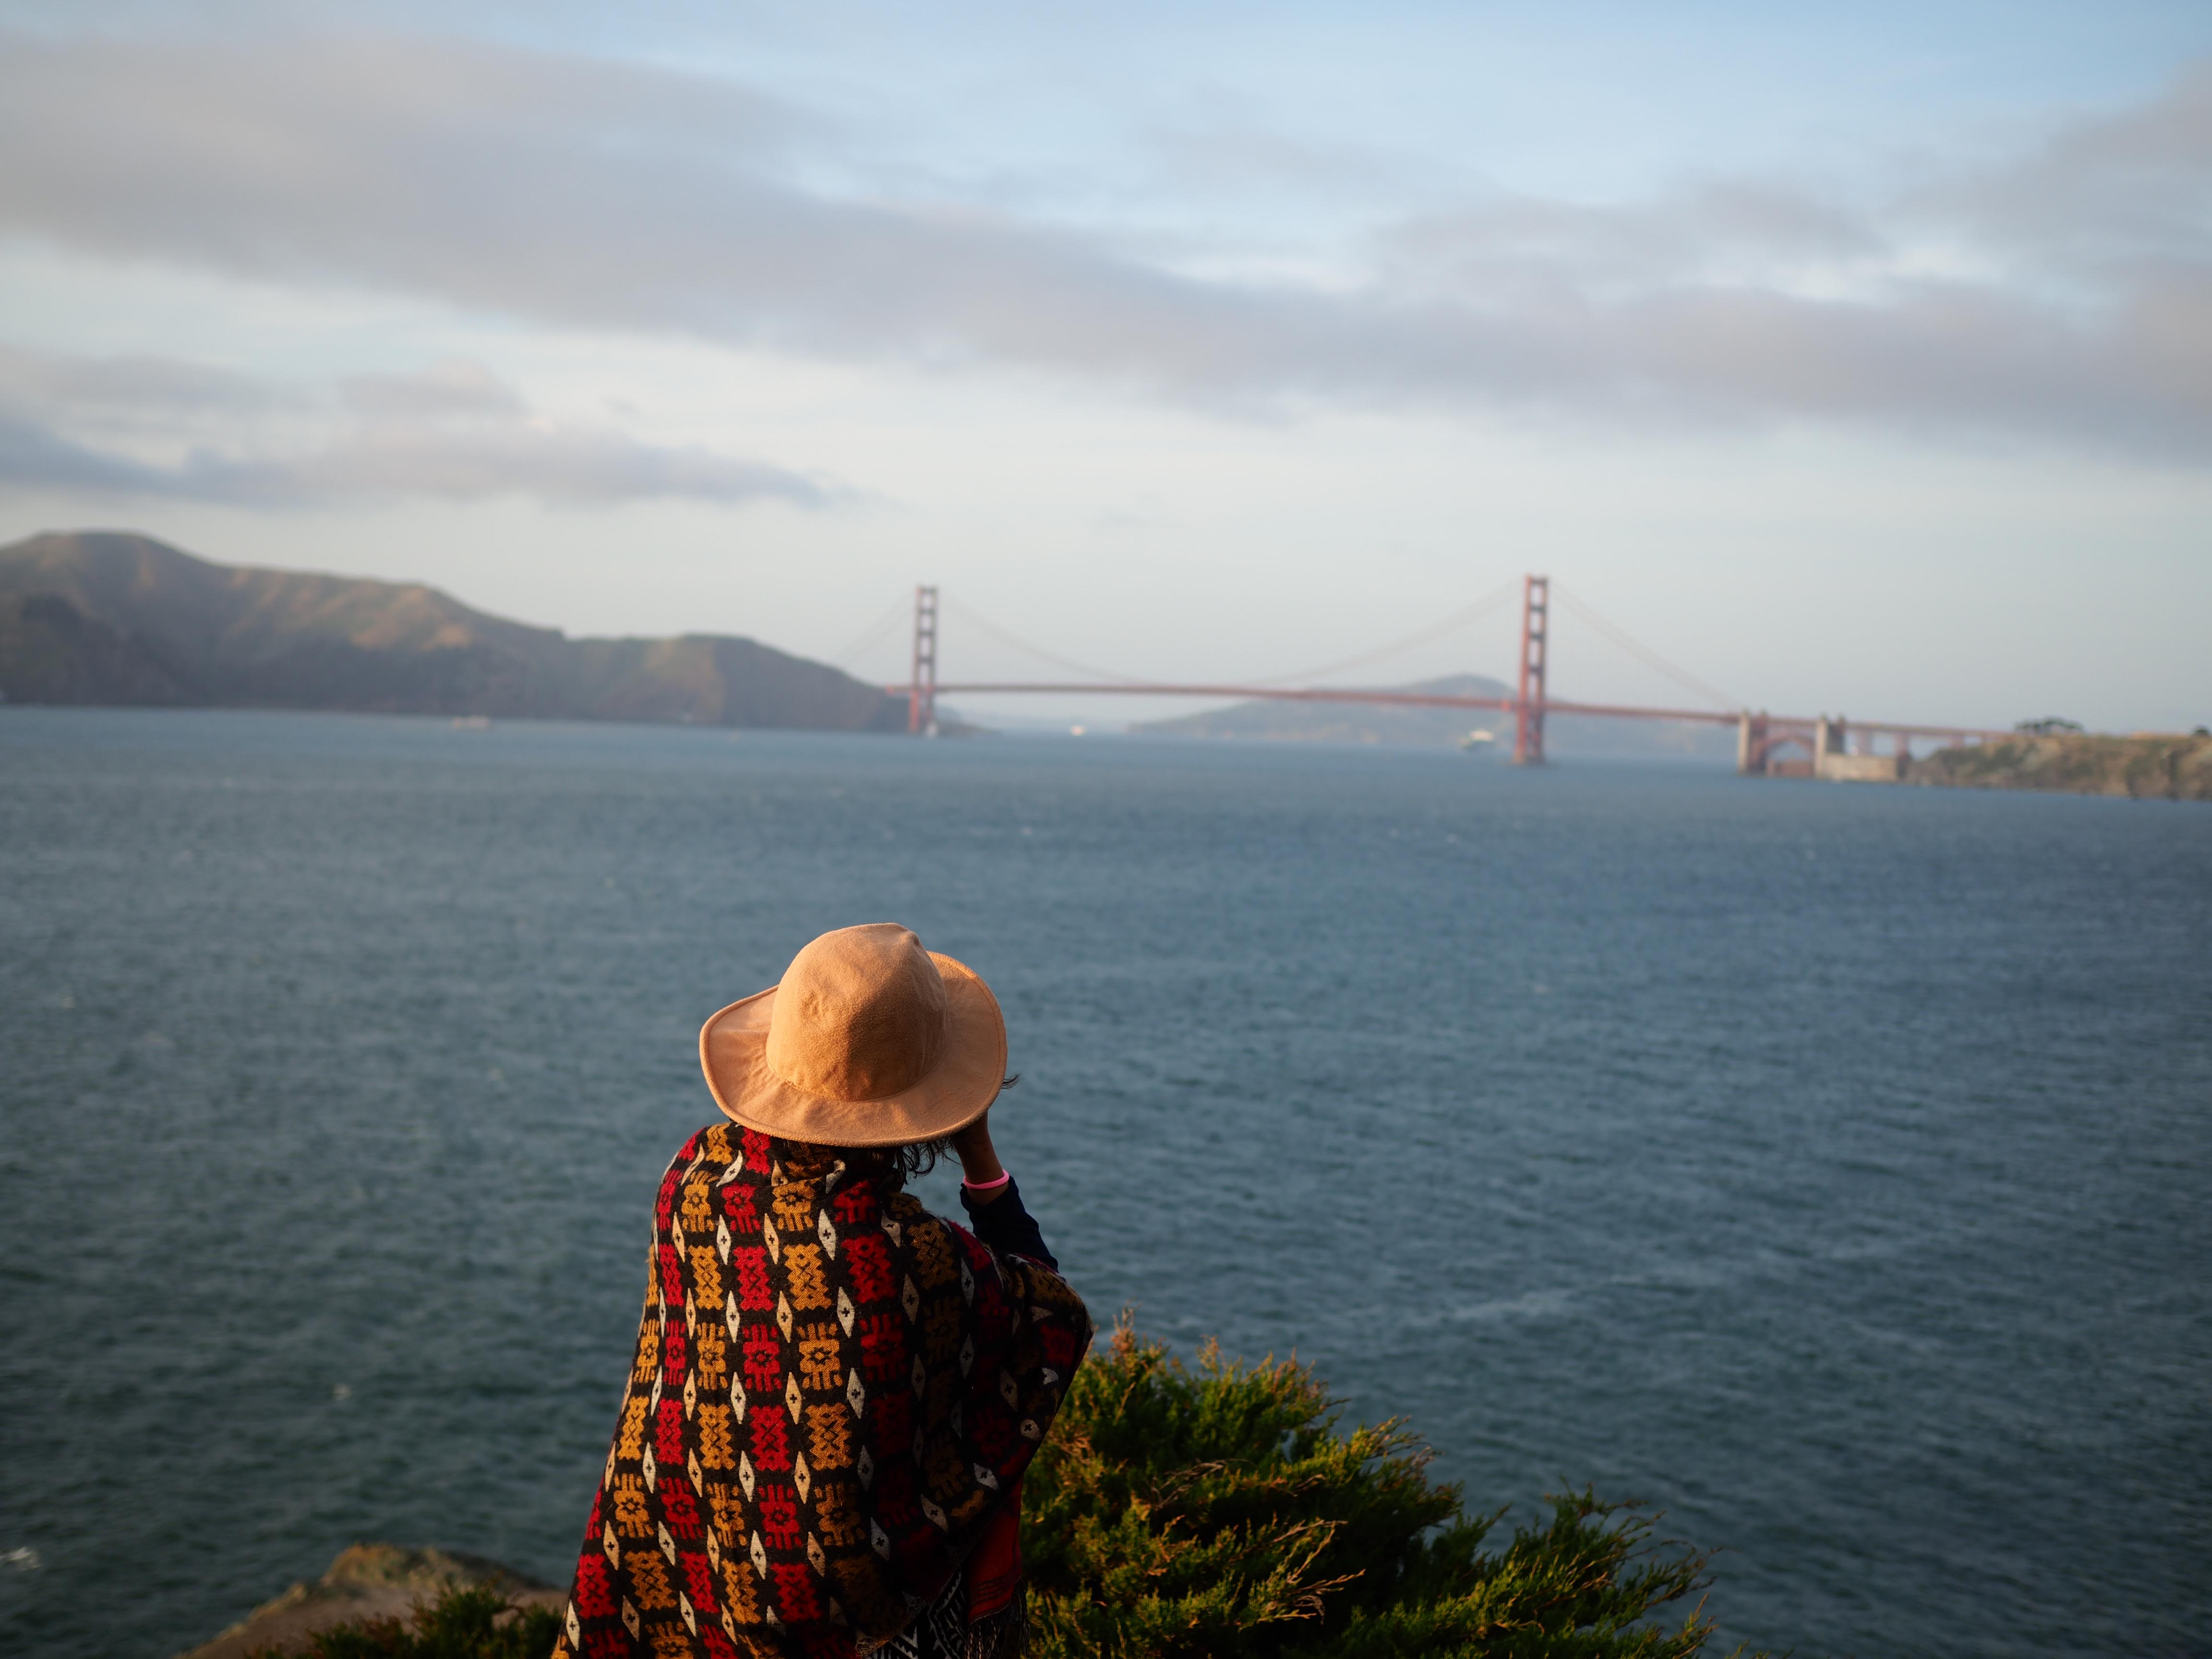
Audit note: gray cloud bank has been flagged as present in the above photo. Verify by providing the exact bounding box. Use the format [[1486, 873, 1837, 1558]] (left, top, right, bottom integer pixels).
[[0, 348, 833, 506], [1, 33, 2208, 457]]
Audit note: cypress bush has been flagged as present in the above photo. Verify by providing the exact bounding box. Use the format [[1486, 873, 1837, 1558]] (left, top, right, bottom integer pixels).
[[1021, 1317, 1754, 1659]]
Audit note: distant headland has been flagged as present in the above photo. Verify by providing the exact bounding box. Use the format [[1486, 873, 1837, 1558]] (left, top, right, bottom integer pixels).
[[0, 530, 906, 732], [1907, 730, 2212, 802]]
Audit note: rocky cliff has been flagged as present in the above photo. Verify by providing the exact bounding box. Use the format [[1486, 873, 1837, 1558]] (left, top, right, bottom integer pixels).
[[0, 531, 907, 732]]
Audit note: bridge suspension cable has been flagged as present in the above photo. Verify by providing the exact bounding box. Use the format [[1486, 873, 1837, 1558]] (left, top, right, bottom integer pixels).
[[933, 581, 1523, 691], [886, 572, 2020, 761], [938, 595, 1150, 684], [918, 578, 1737, 710], [1250, 577, 1521, 686], [1551, 585, 1745, 712], [828, 594, 913, 671]]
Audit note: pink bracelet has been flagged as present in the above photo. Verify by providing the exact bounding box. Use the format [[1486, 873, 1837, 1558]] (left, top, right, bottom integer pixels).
[[962, 1168, 1012, 1193]]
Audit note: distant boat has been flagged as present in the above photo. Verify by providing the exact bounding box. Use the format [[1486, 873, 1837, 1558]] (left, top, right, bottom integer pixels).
[[1458, 728, 1496, 751]]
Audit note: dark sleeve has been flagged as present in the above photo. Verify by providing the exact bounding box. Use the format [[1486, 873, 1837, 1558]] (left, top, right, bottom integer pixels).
[[959, 1176, 1058, 1272]]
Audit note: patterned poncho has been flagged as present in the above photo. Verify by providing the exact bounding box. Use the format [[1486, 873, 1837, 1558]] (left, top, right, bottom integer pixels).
[[552, 1124, 1092, 1659]]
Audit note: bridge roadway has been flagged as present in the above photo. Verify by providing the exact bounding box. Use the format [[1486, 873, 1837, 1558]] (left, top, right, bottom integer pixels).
[[889, 580, 2022, 769], [909, 681, 2019, 746]]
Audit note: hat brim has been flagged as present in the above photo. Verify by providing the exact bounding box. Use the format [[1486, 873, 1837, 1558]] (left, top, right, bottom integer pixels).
[[698, 952, 1008, 1147]]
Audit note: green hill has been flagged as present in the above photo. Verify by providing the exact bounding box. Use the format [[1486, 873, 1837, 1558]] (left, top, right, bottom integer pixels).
[[0, 531, 905, 731]]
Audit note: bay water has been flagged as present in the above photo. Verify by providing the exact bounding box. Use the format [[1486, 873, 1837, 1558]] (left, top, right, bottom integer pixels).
[[1, 709, 2206, 1657]]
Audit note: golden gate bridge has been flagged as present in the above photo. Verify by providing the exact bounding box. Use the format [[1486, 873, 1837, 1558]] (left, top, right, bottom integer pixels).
[[874, 576, 2017, 777]]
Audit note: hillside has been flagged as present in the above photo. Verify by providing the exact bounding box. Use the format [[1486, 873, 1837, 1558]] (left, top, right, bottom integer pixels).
[[0, 531, 906, 731], [1910, 731, 2212, 802], [1136, 672, 1735, 760]]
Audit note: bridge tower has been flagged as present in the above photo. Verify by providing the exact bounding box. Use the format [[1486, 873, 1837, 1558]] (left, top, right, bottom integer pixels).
[[1513, 574, 1549, 765], [1737, 711, 1767, 774], [908, 584, 939, 734]]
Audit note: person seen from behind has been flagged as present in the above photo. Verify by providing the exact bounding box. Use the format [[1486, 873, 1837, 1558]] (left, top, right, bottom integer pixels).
[[552, 924, 1092, 1659]]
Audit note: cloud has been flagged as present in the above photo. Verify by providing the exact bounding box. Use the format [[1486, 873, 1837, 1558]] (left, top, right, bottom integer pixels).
[[0, 32, 2207, 457], [178, 426, 836, 507], [0, 346, 288, 417], [341, 358, 525, 419], [0, 346, 837, 506], [1921, 60, 2212, 271], [0, 410, 179, 494]]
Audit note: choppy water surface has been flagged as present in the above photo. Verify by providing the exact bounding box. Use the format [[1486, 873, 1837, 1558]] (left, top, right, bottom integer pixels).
[[1, 709, 2206, 1658]]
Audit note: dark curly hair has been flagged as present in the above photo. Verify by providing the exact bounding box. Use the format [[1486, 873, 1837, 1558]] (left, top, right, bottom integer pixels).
[[770, 1076, 1018, 1190], [769, 1135, 956, 1190]]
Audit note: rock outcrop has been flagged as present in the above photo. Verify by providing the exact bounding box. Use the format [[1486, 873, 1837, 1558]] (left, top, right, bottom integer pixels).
[[177, 1543, 563, 1659]]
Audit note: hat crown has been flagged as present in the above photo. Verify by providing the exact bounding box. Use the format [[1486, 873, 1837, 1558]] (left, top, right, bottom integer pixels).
[[764, 924, 948, 1104]]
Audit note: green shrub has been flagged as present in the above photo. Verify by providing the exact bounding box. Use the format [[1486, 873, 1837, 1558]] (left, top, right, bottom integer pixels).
[[1022, 1318, 1757, 1658]]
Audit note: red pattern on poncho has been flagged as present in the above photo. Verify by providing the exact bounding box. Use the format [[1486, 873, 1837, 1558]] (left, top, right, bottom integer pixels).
[[552, 1125, 1091, 1659]]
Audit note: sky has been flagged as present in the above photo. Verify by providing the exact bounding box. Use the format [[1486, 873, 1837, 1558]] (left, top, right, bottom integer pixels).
[[1, 0, 2208, 730]]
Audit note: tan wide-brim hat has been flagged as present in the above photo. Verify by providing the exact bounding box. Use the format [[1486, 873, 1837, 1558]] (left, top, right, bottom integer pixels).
[[699, 923, 1008, 1147]]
